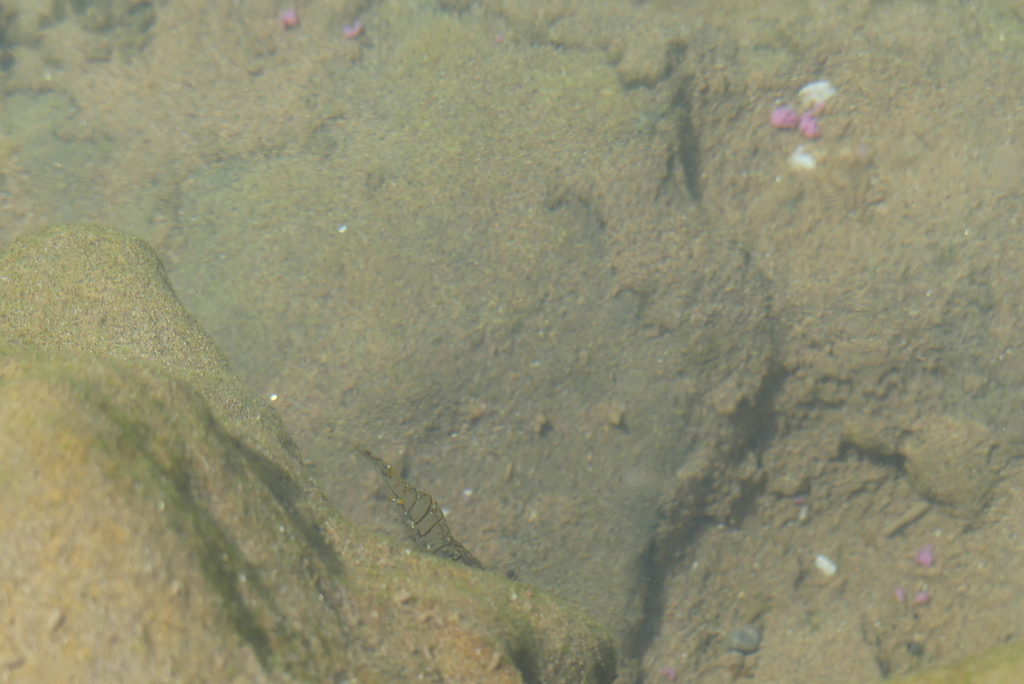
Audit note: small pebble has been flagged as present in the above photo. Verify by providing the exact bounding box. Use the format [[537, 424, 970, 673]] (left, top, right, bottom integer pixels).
[[798, 111, 820, 139], [814, 553, 837, 577], [47, 609, 65, 633], [343, 19, 363, 38], [914, 544, 935, 568], [727, 624, 762, 653], [770, 106, 800, 129], [895, 586, 906, 603], [278, 8, 298, 29], [913, 591, 930, 606], [797, 80, 837, 110], [789, 145, 817, 171]]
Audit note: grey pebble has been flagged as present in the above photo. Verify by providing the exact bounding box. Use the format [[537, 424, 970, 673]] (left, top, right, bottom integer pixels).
[[727, 624, 762, 653]]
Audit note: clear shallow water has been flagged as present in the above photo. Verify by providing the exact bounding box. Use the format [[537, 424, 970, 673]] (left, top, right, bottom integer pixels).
[[2, 0, 1023, 681]]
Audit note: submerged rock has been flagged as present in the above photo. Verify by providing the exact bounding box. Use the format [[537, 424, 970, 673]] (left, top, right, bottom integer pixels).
[[876, 640, 1024, 684], [0, 225, 615, 684], [898, 414, 1002, 518]]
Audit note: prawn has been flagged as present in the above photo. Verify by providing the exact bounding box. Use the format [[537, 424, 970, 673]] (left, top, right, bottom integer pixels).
[[357, 447, 484, 570]]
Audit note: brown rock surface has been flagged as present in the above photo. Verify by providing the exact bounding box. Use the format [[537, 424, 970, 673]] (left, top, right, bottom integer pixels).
[[877, 640, 1024, 684], [898, 414, 1002, 518], [0, 225, 615, 683]]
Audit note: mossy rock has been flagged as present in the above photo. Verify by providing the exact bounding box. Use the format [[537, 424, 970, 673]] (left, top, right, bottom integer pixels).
[[874, 640, 1024, 684], [0, 225, 615, 683]]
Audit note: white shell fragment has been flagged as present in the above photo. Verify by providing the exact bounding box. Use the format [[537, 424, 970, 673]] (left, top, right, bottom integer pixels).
[[788, 145, 817, 171], [798, 80, 837, 109], [815, 553, 838, 577]]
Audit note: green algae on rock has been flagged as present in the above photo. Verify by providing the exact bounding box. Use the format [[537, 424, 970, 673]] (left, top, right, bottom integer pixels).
[[875, 640, 1024, 684]]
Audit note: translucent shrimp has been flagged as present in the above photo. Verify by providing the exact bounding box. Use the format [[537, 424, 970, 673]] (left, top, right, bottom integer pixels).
[[357, 448, 484, 570]]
